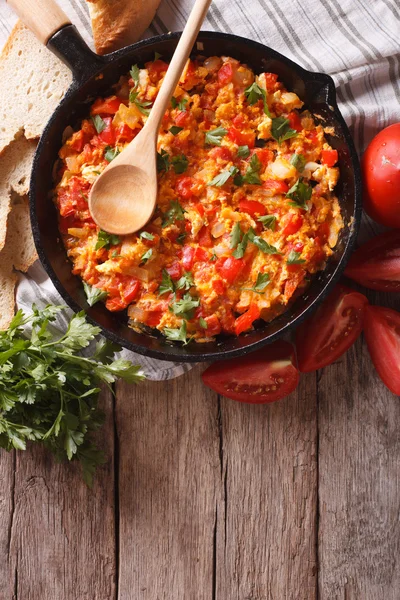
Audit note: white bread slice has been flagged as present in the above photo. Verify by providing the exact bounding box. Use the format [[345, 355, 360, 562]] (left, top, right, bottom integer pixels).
[[86, 0, 161, 55], [7, 195, 37, 273], [0, 136, 36, 251], [0, 258, 17, 331], [0, 21, 72, 154]]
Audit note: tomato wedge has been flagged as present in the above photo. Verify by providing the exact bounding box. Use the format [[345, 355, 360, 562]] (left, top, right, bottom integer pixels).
[[344, 230, 400, 292], [295, 285, 369, 372], [202, 340, 299, 404], [364, 305, 400, 395]]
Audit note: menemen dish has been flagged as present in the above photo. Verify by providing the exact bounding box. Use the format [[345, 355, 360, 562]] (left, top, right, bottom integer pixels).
[[54, 55, 343, 343]]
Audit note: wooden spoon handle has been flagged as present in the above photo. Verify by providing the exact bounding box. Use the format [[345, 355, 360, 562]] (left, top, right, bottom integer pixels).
[[146, 0, 212, 131], [7, 0, 71, 45]]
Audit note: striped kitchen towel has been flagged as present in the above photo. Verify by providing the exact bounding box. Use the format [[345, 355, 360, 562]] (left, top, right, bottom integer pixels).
[[0, 0, 399, 378]]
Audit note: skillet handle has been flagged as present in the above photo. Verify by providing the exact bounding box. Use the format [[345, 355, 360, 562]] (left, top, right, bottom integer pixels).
[[7, 0, 70, 45]]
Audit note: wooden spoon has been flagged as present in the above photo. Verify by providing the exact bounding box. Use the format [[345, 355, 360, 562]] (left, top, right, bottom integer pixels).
[[89, 0, 212, 235]]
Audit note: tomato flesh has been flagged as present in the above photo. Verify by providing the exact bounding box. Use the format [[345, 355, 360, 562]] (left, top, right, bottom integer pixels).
[[364, 305, 400, 395], [362, 123, 400, 228], [321, 149, 338, 167], [287, 111, 302, 132], [234, 304, 260, 335], [344, 230, 400, 292], [215, 256, 245, 284], [202, 341, 299, 404], [91, 96, 122, 115], [295, 285, 369, 372], [239, 200, 267, 217]]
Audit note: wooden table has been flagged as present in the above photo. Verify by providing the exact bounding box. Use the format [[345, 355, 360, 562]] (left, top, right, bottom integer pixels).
[[1, 290, 399, 600]]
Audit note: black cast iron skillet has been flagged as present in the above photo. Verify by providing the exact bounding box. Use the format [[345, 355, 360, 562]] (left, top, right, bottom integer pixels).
[[29, 24, 362, 362]]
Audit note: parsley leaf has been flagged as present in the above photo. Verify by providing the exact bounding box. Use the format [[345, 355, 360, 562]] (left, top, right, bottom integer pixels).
[[91, 115, 106, 134], [230, 222, 243, 249], [171, 97, 188, 111], [290, 153, 306, 172], [248, 228, 280, 254], [258, 215, 277, 231], [157, 149, 170, 172], [164, 321, 188, 344], [95, 230, 120, 250], [130, 64, 140, 88], [244, 272, 271, 293], [129, 90, 152, 115], [141, 248, 153, 264], [286, 178, 312, 210], [176, 272, 194, 291], [242, 154, 262, 185], [232, 232, 249, 259], [140, 231, 155, 241], [159, 270, 175, 295], [83, 282, 107, 307], [271, 117, 298, 144], [162, 200, 185, 227], [205, 127, 228, 146], [208, 166, 239, 187], [169, 293, 200, 320], [237, 145, 250, 158], [169, 126, 183, 136], [287, 250, 306, 265], [177, 233, 186, 245], [104, 146, 120, 162], [199, 317, 208, 329], [154, 51, 162, 61], [244, 82, 271, 116], [171, 154, 189, 174]]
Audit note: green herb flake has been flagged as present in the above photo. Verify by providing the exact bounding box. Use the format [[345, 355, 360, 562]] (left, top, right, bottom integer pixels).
[[244, 272, 271, 293], [208, 166, 239, 187], [154, 51, 162, 61], [171, 154, 189, 174], [205, 127, 228, 146], [286, 178, 312, 210], [271, 116, 298, 144], [242, 154, 262, 185], [290, 153, 306, 172], [232, 233, 249, 259], [237, 145, 250, 158], [104, 146, 120, 162], [141, 248, 153, 264], [248, 228, 280, 254], [83, 282, 108, 307], [140, 231, 155, 241], [130, 64, 140, 87], [171, 97, 188, 111], [230, 222, 243, 249], [95, 230, 120, 250], [169, 126, 183, 136], [91, 114, 106, 134], [199, 317, 208, 329], [129, 90, 152, 115], [176, 272, 194, 291], [258, 215, 277, 231], [159, 270, 175, 295], [164, 321, 188, 344], [157, 148, 170, 172], [177, 233, 186, 245], [287, 250, 306, 265], [162, 200, 186, 228], [169, 293, 200, 320], [244, 82, 271, 116]]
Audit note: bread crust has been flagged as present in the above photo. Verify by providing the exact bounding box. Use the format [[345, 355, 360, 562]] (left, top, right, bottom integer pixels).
[[86, 0, 161, 55]]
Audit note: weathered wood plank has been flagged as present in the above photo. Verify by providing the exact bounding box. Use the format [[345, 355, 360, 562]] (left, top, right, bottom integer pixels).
[[318, 291, 400, 599], [3, 389, 116, 600], [116, 365, 220, 600], [0, 451, 16, 600], [216, 372, 318, 599]]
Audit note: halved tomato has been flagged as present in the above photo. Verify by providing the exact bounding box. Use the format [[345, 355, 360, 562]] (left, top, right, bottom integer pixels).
[[364, 305, 400, 395], [295, 285, 369, 372], [344, 230, 400, 291], [202, 340, 299, 404]]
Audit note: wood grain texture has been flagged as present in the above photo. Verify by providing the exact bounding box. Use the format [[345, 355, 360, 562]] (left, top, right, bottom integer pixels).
[[0, 451, 16, 600], [318, 291, 400, 600], [1, 389, 116, 600]]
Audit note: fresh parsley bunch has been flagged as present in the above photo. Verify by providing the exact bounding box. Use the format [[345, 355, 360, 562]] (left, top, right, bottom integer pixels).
[[0, 305, 145, 485]]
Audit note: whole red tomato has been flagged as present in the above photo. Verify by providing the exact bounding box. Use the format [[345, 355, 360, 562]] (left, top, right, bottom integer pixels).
[[362, 123, 400, 228]]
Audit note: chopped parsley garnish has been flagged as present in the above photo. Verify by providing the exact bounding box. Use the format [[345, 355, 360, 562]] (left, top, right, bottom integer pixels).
[[208, 166, 239, 187], [171, 97, 188, 111], [169, 293, 200, 320], [159, 270, 175, 295], [287, 250, 306, 265], [95, 230, 120, 250], [177, 233, 186, 245], [104, 146, 120, 162], [92, 114, 106, 134], [162, 200, 186, 227], [205, 127, 228, 146], [141, 248, 153, 264], [210, 252, 217, 262], [171, 154, 189, 174], [230, 222, 243, 249], [237, 145, 250, 158], [258, 215, 277, 231], [164, 321, 188, 344], [129, 90, 152, 115], [248, 228, 280, 254], [244, 82, 271, 116], [83, 282, 108, 306], [154, 51, 162, 61], [130, 64, 140, 87], [139, 231, 155, 241], [244, 272, 271, 293], [271, 117, 298, 144], [290, 153, 306, 172], [242, 154, 262, 185], [199, 317, 208, 329], [286, 178, 312, 210], [169, 126, 183, 136], [176, 272, 194, 291], [157, 149, 170, 172]]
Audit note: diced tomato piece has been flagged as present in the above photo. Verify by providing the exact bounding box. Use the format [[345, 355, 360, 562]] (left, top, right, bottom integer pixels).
[[69, 130, 85, 153], [91, 96, 122, 115], [194, 247, 209, 262], [98, 117, 116, 146], [203, 314, 222, 336], [197, 225, 213, 248], [104, 276, 122, 296], [115, 123, 135, 144], [212, 279, 226, 295], [262, 180, 289, 195], [321, 149, 338, 167], [215, 256, 245, 284], [182, 246, 195, 270], [147, 59, 169, 82], [209, 146, 232, 161], [175, 110, 189, 127], [263, 72, 279, 91], [282, 213, 304, 236], [122, 278, 141, 303], [193, 202, 205, 217], [176, 176, 195, 199], [251, 148, 274, 166], [239, 199, 267, 217], [147, 311, 163, 327], [284, 270, 306, 301], [106, 297, 127, 312], [218, 62, 234, 84], [306, 129, 319, 144], [166, 261, 182, 280], [232, 114, 245, 128], [227, 126, 255, 148], [287, 111, 302, 132], [234, 304, 261, 336], [58, 194, 75, 217]]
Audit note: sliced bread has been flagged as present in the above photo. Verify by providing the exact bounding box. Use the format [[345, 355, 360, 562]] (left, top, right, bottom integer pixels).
[[7, 194, 37, 273]]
